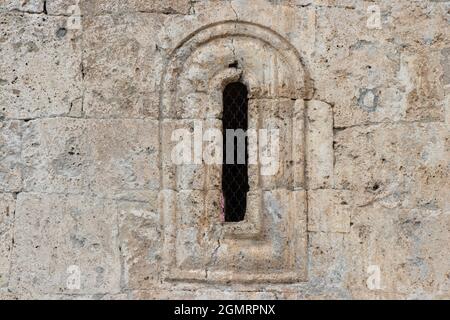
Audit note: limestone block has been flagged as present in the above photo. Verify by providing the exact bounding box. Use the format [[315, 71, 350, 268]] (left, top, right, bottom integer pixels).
[[0, 193, 15, 288], [0, 0, 44, 13], [211, 0, 317, 67], [177, 38, 234, 101], [117, 192, 161, 289], [87, 119, 160, 195], [442, 47, 450, 88], [78, 0, 191, 16], [235, 38, 302, 99], [10, 193, 121, 295], [255, 99, 295, 190], [397, 50, 445, 122], [161, 119, 188, 189], [445, 92, 450, 126], [313, 0, 359, 7], [10, 290, 120, 300], [308, 189, 351, 233], [334, 122, 449, 212], [82, 13, 166, 118], [22, 119, 159, 196], [0, 121, 22, 192], [131, 289, 276, 300], [236, 188, 304, 276], [0, 14, 82, 119], [306, 100, 334, 189], [293, 99, 306, 189], [313, 3, 447, 127], [161, 119, 221, 190], [173, 190, 209, 270], [44, 0, 79, 15], [344, 204, 450, 298], [36, 293, 129, 300], [307, 232, 349, 297], [163, 187, 307, 283], [156, 2, 235, 52], [384, 1, 449, 49], [160, 16, 310, 119], [21, 119, 91, 194], [176, 92, 211, 120]]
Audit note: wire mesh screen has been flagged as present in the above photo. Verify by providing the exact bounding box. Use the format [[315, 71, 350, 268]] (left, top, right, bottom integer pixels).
[[222, 82, 249, 222]]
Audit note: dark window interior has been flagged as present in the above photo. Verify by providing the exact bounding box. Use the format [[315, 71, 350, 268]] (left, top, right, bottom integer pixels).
[[222, 82, 249, 222]]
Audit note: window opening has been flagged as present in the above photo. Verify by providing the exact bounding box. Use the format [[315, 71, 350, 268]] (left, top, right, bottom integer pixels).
[[222, 82, 249, 222]]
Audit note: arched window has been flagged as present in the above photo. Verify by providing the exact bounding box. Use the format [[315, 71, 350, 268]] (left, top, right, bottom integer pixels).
[[222, 82, 249, 222]]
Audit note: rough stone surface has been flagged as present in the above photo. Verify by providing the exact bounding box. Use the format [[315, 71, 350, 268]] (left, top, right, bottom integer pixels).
[[306, 100, 334, 189], [10, 193, 122, 297], [0, 193, 15, 289], [0, 0, 44, 13], [0, 0, 448, 299], [0, 13, 82, 119], [0, 121, 22, 192], [21, 118, 159, 196]]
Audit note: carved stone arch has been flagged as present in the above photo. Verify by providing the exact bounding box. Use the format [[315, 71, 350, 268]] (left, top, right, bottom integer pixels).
[[160, 21, 312, 118], [160, 21, 309, 283]]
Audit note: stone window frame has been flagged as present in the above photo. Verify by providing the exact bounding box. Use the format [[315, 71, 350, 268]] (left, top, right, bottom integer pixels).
[[159, 21, 315, 283], [210, 68, 261, 239]]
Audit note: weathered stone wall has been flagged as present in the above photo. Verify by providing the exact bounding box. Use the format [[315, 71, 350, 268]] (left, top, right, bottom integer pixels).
[[0, 0, 448, 299]]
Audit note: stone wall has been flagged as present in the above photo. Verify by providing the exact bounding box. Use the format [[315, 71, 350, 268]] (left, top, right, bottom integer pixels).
[[0, 0, 448, 299]]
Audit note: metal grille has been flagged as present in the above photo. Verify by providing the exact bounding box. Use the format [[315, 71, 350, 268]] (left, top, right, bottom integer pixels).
[[222, 82, 249, 222]]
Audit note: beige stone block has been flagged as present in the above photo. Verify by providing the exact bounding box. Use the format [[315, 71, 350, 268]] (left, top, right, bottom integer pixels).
[[161, 120, 181, 189], [214, 0, 316, 72], [161, 119, 222, 190], [88, 119, 160, 195], [0, 193, 15, 288], [313, 3, 447, 128], [45, 0, 79, 15], [82, 13, 166, 118], [442, 48, 450, 88], [344, 204, 450, 298], [0, 14, 82, 119], [306, 100, 334, 189], [313, 0, 359, 7], [293, 99, 306, 189], [131, 288, 276, 300], [334, 122, 449, 212], [117, 193, 161, 290], [37, 293, 129, 300], [0, 121, 22, 192], [22, 119, 159, 196], [385, 1, 449, 50], [445, 89, 450, 126], [254, 99, 295, 190], [174, 190, 209, 270], [399, 50, 445, 122], [163, 187, 307, 283], [10, 193, 121, 294], [236, 39, 302, 99], [307, 232, 348, 296], [79, 0, 191, 16], [176, 92, 211, 119], [0, 0, 44, 13], [216, 189, 307, 279], [21, 119, 91, 194], [349, 290, 407, 300], [308, 189, 351, 233]]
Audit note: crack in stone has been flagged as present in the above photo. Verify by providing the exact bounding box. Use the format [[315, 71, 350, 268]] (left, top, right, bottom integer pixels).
[[229, 0, 239, 20], [333, 119, 446, 131], [189, 0, 196, 15]]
